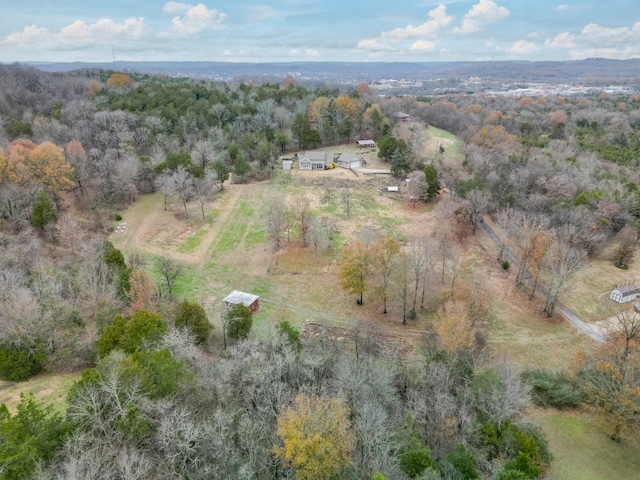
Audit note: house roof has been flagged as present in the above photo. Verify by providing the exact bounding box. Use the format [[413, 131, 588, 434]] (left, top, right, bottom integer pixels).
[[357, 140, 376, 145], [302, 151, 331, 163], [394, 111, 411, 118], [616, 285, 640, 295], [337, 153, 362, 164], [223, 290, 259, 306]]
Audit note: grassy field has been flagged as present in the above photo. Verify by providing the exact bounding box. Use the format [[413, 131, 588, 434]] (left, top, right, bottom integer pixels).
[[0, 373, 80, 413], [527, 410, 640, 480]]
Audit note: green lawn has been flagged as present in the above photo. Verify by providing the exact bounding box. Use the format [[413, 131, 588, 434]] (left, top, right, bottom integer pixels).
[[528, 411, 640, 480], [0, 373, 80, 413]]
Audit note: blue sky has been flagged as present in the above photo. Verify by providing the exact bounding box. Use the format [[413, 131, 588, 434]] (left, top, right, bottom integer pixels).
[[1, 1, 638, 63]]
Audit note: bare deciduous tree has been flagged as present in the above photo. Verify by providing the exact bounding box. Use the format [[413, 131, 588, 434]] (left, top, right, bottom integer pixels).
[[542, 228, 587, 317], [265, 199, 286, 251], [157, 256, 185, 298]]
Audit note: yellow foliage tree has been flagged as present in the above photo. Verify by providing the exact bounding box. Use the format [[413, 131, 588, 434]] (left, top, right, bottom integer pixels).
[[332, 95, 362, 122], [274, 394, 355, 480], [433, 300, 476, 355], [339, 241, 372, 305], [106, 72, 134, 89]]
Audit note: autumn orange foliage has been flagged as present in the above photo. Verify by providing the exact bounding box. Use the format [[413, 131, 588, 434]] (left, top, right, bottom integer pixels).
[[1, 139, 74, 196]]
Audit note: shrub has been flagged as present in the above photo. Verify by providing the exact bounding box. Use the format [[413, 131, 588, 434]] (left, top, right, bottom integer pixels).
[[225, 304, 253, 340], [97, 311, 167, 357], [0, 394, 67, 479], [31, 192, 57, 229], [175, 300, 211, 344], [276, 320, 302, 351], [0, 340, 47, 382], [523, 369, 585, 409], [446, 444, 479, 479], [399, 446, 437, 478]]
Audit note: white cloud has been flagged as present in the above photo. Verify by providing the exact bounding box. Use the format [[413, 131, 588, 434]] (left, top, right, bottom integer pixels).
[[59, 18, 146, 42], [4, 25, 50, 45], [581, 21, 640, 44], [167, 3, 228, 36], [555, 4, 569, 11], [454, 0, 509, 34], [2, 17, 146, 49], [163, 2, 190, 13], [509, 40, 538, 55], [410, 40, 437, 53], [356, 38, 395, 52], [544, 32, 576, 49], [380, 4, 452, 40]]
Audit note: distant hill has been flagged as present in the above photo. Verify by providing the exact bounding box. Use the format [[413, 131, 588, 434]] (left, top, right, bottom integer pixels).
[[21, 58, 640, 88]]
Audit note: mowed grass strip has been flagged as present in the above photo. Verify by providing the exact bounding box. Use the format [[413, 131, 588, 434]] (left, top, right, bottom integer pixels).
[[211, 195, 255, 260], [178, 228, 209, 253]]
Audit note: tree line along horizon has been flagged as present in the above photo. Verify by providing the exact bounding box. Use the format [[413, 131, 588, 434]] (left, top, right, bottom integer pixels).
[[0, 65, 640, 479]]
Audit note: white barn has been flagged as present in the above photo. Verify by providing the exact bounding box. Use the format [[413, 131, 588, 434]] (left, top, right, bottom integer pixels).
[[610, 285, 640, 303], [337, 153, 363, 169]]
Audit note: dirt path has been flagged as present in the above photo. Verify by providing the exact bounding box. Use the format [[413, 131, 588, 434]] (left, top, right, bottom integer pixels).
[[479, 221, 605, 343]]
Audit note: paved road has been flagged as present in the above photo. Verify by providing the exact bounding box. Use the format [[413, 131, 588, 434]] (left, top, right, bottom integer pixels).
[[479, 221, 605, 343]]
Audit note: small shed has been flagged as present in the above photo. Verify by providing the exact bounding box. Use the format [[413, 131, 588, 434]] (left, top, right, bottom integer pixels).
[[223, 290, 260, 312], [610, 285, 640, 303], [282, 159, 293, 170], [386, 186, 399, 192], [337, 153, 363, 169], [357, 139, 377, 148]]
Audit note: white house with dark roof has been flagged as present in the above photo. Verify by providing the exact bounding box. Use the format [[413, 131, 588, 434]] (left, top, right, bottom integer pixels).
[[299, 151, 332, 170]]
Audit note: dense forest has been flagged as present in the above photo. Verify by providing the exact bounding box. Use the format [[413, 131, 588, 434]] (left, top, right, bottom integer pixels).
[[1, 63, 640, 479]]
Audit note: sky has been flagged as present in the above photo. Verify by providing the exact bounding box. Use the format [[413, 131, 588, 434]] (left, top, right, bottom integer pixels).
[[0, 0, 639, 63]]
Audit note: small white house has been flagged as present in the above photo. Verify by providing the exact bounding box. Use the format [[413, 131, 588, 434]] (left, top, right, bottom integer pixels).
[[299, 151, 332, 170], [337, 153, 363, 169], [282, 160, 293, 170], [610, 285, 640, 303]]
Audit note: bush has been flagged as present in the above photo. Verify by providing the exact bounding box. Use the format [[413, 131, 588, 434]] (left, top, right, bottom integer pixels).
[[446, 444, 479, 479], [97, 311, 167, 357], [276, 320, 302, 351], [399, 446, 437, 478], [523, 369, 585, 409], [175, 300, 211, 344], [0, 394, 67, 479], [31, 192, 57, 229], [0, 341, 47, 382], [225, 304, 253, 340]]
